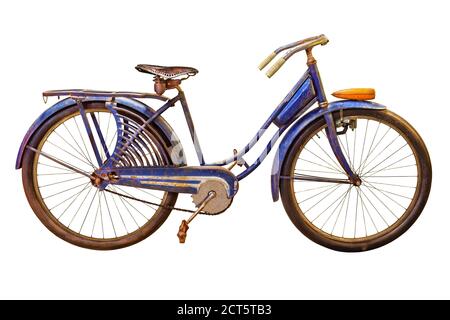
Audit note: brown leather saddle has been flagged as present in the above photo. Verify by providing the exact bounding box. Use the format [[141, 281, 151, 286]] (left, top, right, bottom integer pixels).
[[135, 64, 198, 95], [136, 64, 198, 79]]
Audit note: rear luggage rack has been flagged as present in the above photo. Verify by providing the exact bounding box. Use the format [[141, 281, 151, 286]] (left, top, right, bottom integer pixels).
[[42, 89, 169, 103]]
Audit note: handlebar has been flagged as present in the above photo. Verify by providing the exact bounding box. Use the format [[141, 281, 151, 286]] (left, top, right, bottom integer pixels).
[[259, 34, 329, 78]]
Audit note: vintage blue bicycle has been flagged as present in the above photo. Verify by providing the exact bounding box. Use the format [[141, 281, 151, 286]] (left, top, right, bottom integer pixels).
[[16, 35, 432, 251]]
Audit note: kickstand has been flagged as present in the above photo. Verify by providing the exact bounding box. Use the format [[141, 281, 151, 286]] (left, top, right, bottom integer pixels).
[[177, 191, 216, 243]]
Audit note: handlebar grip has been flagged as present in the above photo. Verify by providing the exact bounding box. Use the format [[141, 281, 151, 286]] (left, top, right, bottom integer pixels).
[[258, 52, 277, 70], [266, 58, 286, 78]]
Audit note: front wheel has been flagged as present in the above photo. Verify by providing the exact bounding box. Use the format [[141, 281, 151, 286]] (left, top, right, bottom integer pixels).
[[280, 109, 432, 252]]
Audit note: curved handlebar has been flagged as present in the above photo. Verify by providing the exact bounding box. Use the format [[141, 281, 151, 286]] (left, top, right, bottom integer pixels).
[[259, 34, 329, 78]]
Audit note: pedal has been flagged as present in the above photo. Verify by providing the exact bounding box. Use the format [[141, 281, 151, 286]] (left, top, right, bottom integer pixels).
[[177, 191, 216, 243], [177, 220, 189, 243]]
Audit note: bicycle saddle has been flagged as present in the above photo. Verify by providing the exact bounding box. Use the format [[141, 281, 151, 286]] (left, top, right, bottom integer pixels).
[[135, 64, 198, 79]]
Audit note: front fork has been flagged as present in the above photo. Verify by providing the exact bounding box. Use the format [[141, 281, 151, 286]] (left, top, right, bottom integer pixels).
[[323, 111, 361, 185]]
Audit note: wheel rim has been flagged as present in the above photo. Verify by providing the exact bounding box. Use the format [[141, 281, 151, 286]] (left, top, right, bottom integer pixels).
[[32, 106, 171, 241], [289, 114, 420, 242]]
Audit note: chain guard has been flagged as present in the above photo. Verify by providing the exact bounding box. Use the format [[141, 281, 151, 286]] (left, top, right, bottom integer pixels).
[[191, 180, 233, 215]]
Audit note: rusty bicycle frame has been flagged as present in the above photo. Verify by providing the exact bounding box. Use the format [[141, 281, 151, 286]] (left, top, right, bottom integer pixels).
[[16, 35, 385, 204]]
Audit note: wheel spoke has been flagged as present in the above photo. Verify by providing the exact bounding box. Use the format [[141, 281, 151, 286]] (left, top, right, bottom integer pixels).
[[341, 187, 352, 237], [362, 143, 408, 176], [113, 189, 141, 229], [364, 180, 412, 199], [297, 158, 343, 173], [360, 133, 400, 174], [108, 191, 129, 234], [68, 187, 93, 228], [53, 129, 95, 168], [63, 122, 93, 167], [112, 185, 159, 211], [318, 186, 352, 227], [311, 133, 345, 173], [73, 116, 96, 167], [43, 181, 90, 200], [338, 134, 353, 171], [303, 184, 342, 214], [331, 185, 351, 234], [363, 181, 411, 205], [102, 192, 117, 238], [344, 131, 352, 169], [79, 189, 99, 233], [298, 184, 337, 204], [358, 188, 390, 227], [361, 184, 400, 218], [357, 120, 369, 175], [356, 124, 386, 173], [363, 181, 415, 189], [91, 196, 101, 238], [99, 194, 104, 238], [39, 175, 86, 188], [352, 125, 357, 172], [303, 147, 344, 173], [353, 186, 359, 238], [29, 146, 91, 178], [38, 162, 74, 173], [52, 182, 91, 213], [357, 188, 368, 237], [358, 187, 377, 233], [295, 184, 334, 193], [110, 188, 150, 221], [363, 153, 414, 177]]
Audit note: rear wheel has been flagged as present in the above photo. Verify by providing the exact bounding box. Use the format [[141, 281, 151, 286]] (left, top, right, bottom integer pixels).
[[22, 102, 178, 250], [280, 109, 432, 251]]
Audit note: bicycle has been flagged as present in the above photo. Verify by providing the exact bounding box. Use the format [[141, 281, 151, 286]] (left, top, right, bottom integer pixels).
[[16, 34, 432, 251]]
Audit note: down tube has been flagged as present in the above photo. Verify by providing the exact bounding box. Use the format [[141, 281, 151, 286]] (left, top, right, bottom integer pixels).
[[237, 97, 317, 180], [206, 70, 315, 167]]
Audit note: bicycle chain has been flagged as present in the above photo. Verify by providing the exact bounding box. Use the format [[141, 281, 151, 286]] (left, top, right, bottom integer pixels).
[[104, 189, 211, 215]]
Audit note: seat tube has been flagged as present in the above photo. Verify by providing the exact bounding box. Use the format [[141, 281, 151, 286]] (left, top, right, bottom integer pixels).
[[307, 49, 358, 182], [178, 88, 205, 165]]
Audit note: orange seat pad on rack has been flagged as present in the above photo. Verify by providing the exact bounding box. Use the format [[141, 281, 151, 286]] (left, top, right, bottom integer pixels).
[[331, 88, 375, 100]]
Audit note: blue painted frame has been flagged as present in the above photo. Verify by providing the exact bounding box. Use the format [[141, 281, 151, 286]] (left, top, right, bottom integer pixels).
[[16, 57, 386, 202]]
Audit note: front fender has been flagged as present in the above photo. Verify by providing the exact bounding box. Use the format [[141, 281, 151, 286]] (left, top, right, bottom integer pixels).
[[16, 96, 186, 169], [271, 100, 386, 201]]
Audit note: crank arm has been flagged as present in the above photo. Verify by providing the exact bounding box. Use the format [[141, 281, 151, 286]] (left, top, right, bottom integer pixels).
[[177, 191, 216, 243], [280, 174, 353, 184]]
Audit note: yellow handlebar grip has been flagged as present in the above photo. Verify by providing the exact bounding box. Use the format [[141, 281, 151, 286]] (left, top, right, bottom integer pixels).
[[258, 52, 277, 70], [266, 58, 286, 78]]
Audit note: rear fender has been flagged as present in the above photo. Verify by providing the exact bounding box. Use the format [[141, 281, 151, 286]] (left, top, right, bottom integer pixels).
[[16, 96, 186, 169]]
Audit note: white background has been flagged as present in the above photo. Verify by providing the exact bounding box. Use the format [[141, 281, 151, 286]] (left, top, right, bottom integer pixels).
[[1, 0, 449, 299]]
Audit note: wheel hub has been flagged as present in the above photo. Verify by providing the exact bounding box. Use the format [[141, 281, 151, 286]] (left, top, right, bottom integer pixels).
[[353, 176, 362, 187], [90, 172, 104, 187]]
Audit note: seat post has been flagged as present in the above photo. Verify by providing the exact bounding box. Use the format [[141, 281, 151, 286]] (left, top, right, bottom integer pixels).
[[176, 86, 206, 165]]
